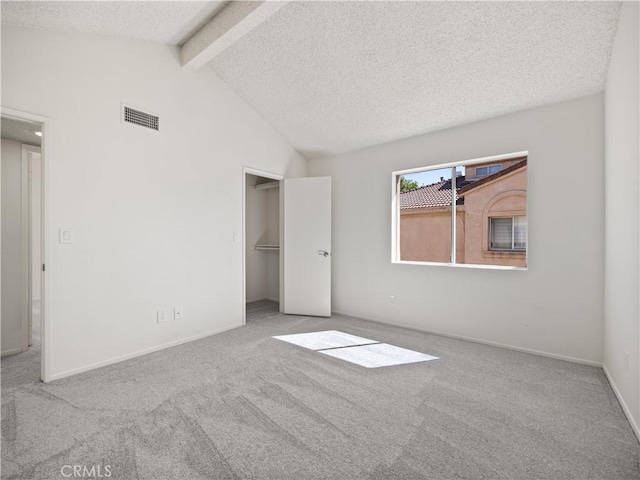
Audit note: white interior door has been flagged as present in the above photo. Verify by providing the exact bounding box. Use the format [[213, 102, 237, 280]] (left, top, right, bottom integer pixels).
[[283, 176, 331, 317]]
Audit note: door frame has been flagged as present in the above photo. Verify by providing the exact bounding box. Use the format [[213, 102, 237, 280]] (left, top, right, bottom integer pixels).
[[21, 144, 41, 350], [242, 166, 283, 325], [1, 106, 52, 382]]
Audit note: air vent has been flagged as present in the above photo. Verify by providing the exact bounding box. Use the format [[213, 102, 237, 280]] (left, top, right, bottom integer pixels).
[[121, 104, 159, 131]]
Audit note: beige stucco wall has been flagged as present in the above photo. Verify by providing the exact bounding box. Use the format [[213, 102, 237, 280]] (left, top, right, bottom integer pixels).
[[461, 167, 527, 267], [400, 206, 465, 263], [465, 159, 523, 181]]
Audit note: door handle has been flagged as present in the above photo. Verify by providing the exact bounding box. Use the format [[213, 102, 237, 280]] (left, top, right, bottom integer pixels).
[[317, 251, 330, 257]]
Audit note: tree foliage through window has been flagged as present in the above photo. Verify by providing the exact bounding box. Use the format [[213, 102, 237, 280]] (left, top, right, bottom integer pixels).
[[400, 177, 419, 192]]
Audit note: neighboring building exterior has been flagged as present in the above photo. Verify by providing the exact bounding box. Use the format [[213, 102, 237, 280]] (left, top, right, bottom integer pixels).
[[399, 178, 468, 263], [399, 158, 527, 267]]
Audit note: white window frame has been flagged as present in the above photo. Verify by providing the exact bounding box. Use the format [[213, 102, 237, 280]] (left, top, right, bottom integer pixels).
[[391, 150, 528, 270]]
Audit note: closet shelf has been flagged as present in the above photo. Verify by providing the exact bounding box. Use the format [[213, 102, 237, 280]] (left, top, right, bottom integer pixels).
[[254, 181, 279, 190], [254, 244, 280, 251]]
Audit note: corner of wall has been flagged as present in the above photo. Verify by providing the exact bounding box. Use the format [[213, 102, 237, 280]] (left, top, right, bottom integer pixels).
[[603, 0, 640, 434]]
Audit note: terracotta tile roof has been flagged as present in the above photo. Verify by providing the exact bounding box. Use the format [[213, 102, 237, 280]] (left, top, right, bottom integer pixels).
[[400, 177, 473, 209], [400, 158, 527, 209]]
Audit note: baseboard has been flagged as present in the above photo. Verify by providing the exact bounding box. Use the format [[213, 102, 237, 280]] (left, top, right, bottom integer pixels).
[[1, 347, 23, 357], [247, 296, 279, 304], [603, 364, 640, 442], [48, 323, 242, 382], [332, 309, 602, 367]]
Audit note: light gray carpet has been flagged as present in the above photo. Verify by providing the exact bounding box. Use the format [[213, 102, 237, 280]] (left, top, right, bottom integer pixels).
[[1, 300, 638, 479], [2, 305, 41, 390]]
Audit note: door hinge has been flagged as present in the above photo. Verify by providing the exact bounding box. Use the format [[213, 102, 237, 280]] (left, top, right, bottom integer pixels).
[[42, 264, 45, 272]]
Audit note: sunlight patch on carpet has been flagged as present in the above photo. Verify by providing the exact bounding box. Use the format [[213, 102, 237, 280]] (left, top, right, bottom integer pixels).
[[273, 330, 439, 368], [319, 343, 439, 368], [273, 330, 377, 351]]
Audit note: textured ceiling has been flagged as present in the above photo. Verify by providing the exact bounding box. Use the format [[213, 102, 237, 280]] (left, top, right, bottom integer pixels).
[[1, 117, 42, 147], [208, 1, 621, 159], [1, 1, 622, 160], [0, 1, 228, 46]]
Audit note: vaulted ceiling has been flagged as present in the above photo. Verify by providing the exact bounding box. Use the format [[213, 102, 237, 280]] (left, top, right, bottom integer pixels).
[[0, 1, 228, 45], [1, 1, 622, 159]]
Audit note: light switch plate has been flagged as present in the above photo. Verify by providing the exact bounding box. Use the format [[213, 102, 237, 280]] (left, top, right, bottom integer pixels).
[[59, 228, 74, 244], [174, 307, 183, 320]]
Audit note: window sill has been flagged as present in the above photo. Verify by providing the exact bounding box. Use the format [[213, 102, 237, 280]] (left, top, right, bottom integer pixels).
[[485, 250, 526, 256], [392, 260, 527, 271]]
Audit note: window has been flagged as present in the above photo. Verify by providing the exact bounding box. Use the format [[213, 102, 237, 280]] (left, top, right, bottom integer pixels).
[[490, 217, 527, 251], [476, 164, 502, 176], [392, 152, 528, 268]]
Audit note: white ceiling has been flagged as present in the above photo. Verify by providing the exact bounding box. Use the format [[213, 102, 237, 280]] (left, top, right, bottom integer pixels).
[[1, 117, 42, 147], [1, 1, 622, 160], [0, 1, 228, 46]]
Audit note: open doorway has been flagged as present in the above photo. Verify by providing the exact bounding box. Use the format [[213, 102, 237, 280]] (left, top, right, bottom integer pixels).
[[243, 171, 333, 322], [1, 114, 45, 385], [243, 167, 283, 324]]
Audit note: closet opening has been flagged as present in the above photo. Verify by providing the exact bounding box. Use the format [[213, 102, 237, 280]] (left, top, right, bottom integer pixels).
[[243, 168, 283, 324]]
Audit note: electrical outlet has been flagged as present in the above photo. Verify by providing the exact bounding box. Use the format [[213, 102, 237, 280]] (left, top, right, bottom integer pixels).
[[174, 307, 183, 320], [624, 351, 630, 372], [157, 309, 168, 323], [390, 295, 395, 304]]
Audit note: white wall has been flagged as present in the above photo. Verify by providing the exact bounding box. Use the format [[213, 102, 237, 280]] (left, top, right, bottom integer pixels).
[[1, 139, 23, 355], [1, 26, 307, 379], [309, 94, 605, 364], [604, 1, 639, 434]]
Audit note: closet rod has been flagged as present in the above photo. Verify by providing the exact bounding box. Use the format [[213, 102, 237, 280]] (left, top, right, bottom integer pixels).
[[253, 244, 280, 251]]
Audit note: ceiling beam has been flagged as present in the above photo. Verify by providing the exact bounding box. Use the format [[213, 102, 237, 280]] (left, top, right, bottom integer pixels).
[[181, 1, 289, 71]]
